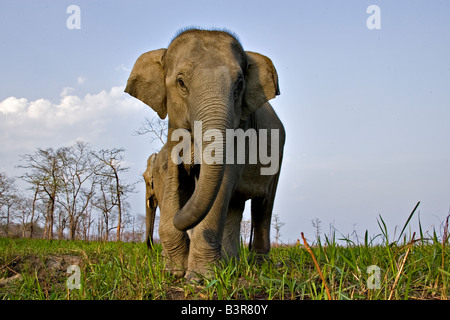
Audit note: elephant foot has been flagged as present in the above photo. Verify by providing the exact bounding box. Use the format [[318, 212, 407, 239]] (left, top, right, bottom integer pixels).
[[248, 252, 271, 266], [184, 270, 202, 283], [184, 266, 215, 283], [184, 257, 217, 282], [166, 266, 186, 278], [162, 250, 188, 278]]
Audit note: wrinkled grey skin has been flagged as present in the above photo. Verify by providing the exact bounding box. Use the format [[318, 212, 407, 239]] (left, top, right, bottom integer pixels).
[[143, 145, 168, 249], [143, 153, 158, 249], [143, 143, 193, 249], [126, 29, 285, 280]]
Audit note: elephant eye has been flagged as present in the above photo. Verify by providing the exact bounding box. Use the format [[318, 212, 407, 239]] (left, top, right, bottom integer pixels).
[[177, 78, 186, 89]]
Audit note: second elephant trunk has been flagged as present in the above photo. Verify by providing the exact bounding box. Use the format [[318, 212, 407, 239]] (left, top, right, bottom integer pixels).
[[146, 195, 158, 249]]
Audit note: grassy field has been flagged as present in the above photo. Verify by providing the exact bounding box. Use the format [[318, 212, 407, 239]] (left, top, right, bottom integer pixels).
[[1, 228, 449, 300]]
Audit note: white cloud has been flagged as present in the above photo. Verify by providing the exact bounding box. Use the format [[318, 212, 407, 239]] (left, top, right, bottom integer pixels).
[[0, 86, 146, 153], [60, 86, 75, 97], [115, 64, 131, 72], [27, 98, 53, 119], [77, 76, 86, 85], [0, 97, 28, 115]]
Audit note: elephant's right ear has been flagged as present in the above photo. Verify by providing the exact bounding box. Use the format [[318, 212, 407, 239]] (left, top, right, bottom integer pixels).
[[125, 49, 167, 119]]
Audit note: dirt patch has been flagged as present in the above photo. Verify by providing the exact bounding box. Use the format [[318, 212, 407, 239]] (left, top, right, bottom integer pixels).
[[3, 253, 83, 275], [0, 274, 22, 287], [1, 253, 84, 290]]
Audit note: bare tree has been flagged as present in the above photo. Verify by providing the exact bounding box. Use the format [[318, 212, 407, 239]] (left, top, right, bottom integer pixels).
[[28, 183, 41, 238], [92, 147, 135, 241], [272, 214, 285, 247], [55, 205, 67, 240], [0, 173, 19, 237], [240, 219, 251, 245], [19, 148, 62, 239], [80, 201, 95, 241], [312, 218, 322, 242], [92, 177, 116, 241], [134, 117, 168, 147], [0, 172, 10, 201], [135, 214, 146, 242], [16, 196, 33, 237], [57, 141, 98, 240], [17, 143, 136, 241]]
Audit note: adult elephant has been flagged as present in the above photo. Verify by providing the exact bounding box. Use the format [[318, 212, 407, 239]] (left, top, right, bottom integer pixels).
[[126, 28, 285, 280]]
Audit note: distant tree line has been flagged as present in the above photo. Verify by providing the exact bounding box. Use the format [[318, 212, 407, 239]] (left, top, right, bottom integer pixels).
[[0, 141, 145, 242]]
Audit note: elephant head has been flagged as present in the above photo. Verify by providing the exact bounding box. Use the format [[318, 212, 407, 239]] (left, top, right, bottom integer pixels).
[[126, 29, 279, 232], [143, 143, 171, 248], [143, 153, 158, 249]]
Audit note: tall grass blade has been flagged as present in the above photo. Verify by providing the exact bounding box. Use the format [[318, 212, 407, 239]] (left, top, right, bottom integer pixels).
[[301, 232, 332, 300], [364, 230, 369, 248], [418, 212, 424, 244], [397, 201, 420, 243], [377, 214, 389, 244]]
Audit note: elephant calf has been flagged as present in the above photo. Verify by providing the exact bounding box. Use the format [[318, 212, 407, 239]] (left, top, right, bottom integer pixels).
[[143, 143, 229, 251], [143, 144, 192, 248], [143, 148, 165, 249]]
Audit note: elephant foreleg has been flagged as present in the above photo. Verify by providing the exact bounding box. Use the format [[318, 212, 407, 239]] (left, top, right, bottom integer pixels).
[[250, 176, 280, 257], [159, 161, 190, 277], [159, 208, 190, 277], [185, 166, 237, 280], [250, 197, 272, 255], [221, 198, 245, 259]]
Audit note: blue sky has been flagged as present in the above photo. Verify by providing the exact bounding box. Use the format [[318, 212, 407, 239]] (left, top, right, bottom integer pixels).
[[1, 0, 450, 243]]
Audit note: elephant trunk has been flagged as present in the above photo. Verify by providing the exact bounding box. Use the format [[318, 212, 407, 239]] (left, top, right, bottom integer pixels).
[[173, 99, 231, 231], [146, 195, 158, 249]]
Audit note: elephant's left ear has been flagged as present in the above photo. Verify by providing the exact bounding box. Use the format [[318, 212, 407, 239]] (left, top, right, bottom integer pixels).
[[242, 51, 280, 119]]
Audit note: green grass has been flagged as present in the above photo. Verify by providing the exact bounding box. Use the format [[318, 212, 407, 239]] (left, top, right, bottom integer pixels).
[[1, 231, 449, 300]]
